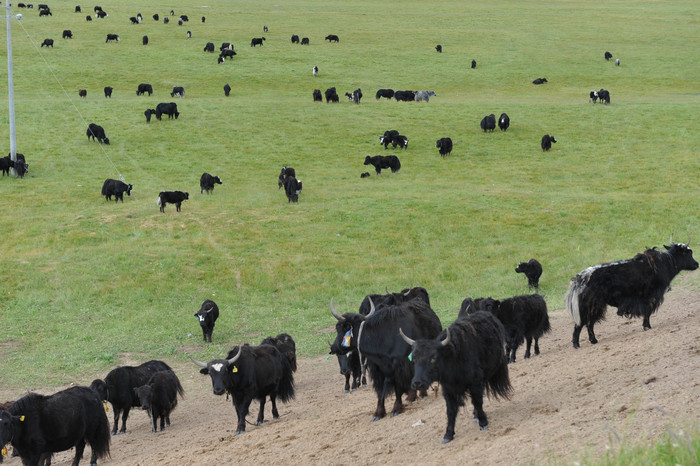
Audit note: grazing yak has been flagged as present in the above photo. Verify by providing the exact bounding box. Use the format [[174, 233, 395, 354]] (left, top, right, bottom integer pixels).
[[171, 86, 185, 98], [532, 77, 548, 84], [130, 16, 139, 24], [144, 108, 156, 123], [204, 42, 215, 52], [4, 153, 28, 178], [566, 237, 698, 348], [604, 51, 613, 61], [142, 35, 148, 45], [194, 299, 220, 342], [157, 191, 189, 212], [379, 132, 408, 150], [104, 86, 113, 98], [589, 90, 599, 103], [615, 58, 620, 66], [90, 360, 172, 435], [224, 84, 231, 96], [480, 114, 496, 132], [435, 44, 442, 53], [0, 156, 14, 176], [360, 172, 370, 178], [364, 155, 401, 175], [324, 87, 339, 103], [136, 83, 153, 96], [325, 34, 339, 42], [155, 102, 179, 120], [541, 134, 557, 151], [62, 30, 73, 39], [75, 6, 81, 12], [516, 258, 542, 291], [400, 311, 512, 443], [301, 37, 309, 45], [134, 371, 185, 433], [78, 89, 87, 98], [375, 89, 394, 100], [394, 90, 416, 102], [313, 89, 322, 102], [191, 343, 296, 435], [40, 38, 54, 47], [200, 172, 222, 194], [346, 88, 362, 104], [597, 88, 611, 104], [414, 90, 436, 102], [333, 348, 365, 393], [87, 123, 109, 144], [96, 10, 107, 19], [468, 294, 551, 363], [101, 179, 132, 202], [105, 34, 120, 43], [220, 49, 237, 60], [86, 15, 92, 21], [278, 166, 296, 189], [39, 8, 52, 16], [250, 37, 266, 47], [153, 13, 159, 21], [313, 65, 318, 76], [0, 386, 111, 466], [471, 59, 477, 68], [284, 175, 303, 203], [436, 137, 453, 157], [291, 34, 299, 44], [330, 294, 442, 421], [498, 113, 510, 131]]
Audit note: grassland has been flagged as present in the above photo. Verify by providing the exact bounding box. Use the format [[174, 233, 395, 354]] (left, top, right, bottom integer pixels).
[[0, 0, 698, 392]]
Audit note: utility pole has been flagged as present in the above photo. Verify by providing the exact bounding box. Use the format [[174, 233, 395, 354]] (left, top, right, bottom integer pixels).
[[5, 5, 20, 175]]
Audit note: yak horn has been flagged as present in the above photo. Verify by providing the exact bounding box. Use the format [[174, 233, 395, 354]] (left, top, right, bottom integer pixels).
[[227, 345, 242, 365], [330, 298, 345, 322], [365, 297, 376, 319], [399, 328, 415, 346], [670, 234, 674, 244], [686, 236, 691, 247], [440, 328, 451, 347], [188, 355, 208, 368]]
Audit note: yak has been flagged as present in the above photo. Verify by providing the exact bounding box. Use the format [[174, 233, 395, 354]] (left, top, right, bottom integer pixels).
[[400, 311, 512, 443], [133, 370, 185, 433], [0, 386, 110, 465], [436, 137, 452, 157], [566, 237, 698, 348], [90, 360, 172, 435], [191, 343, 295, 435], [515, 258, 542, 291], [330, 295, 441, 421], [101, 179, 132, 203], [194, 299, 219, 342], [364, 155, 401, 175], [200, 173, 223, 194]]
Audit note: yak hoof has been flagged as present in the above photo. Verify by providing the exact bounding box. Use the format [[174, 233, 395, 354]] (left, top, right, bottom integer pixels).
[[441, 436, 453, 444], [344, 389, 350, 394], [235, 429, 245, 435], [589, 338, 598, 344], [572, 341, 580, 349], [371, 415, 382, 422], [480, 424, 489, 431]]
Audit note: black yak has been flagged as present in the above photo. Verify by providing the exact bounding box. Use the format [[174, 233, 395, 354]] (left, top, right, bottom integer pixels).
[[566, 237, 698, 348], [515, 258, 542, 291]]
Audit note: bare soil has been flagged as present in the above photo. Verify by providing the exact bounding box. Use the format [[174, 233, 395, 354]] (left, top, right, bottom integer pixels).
[[3, 287, 699, 465]]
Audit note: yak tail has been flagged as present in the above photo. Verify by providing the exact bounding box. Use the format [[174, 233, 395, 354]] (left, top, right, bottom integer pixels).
[[157, 195, 162, 206], [89, 406, 112, 461], [565, 276, 585, 326], [276, 357, 296, 403], [174, 374, 185, 399], [486, 360, 513, 401], [393, 158, 401, 173]]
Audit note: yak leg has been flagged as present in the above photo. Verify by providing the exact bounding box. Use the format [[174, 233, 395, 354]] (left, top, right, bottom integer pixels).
[[470, 384, 488, 430], [371, 373, 387, 421], [534, 337, 541, 355], [235, 395, 254, 434], [255, 396, 266, 425], [587, 322, 598, 344], [642, 312, 652, 330], [344, 373, 351, 393], [442, 392, 461, 444], [119, 406, 130, 433], [71, 439, 86, 466], [524, 337, 533, 359], [572, 325, 583, 349], [270, 394, 280, 419]]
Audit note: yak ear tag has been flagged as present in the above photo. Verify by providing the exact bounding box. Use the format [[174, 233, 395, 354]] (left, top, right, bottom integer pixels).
[[2, 446, 7, 456], [104, 401, 109, 412], [231, 365, 238, 373], [408, 352, 413, 362], [19, 415, 25, 421], [342, 329, 352, 348]]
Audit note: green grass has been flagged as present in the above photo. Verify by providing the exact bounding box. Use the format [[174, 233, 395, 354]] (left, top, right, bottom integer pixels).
[[0, 0, 698, 396]]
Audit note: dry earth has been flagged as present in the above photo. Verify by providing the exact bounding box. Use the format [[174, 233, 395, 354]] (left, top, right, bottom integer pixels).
[[2, 287, 699, 465]]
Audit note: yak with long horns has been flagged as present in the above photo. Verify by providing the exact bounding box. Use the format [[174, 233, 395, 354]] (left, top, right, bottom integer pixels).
[[190, 343, 295, 434], [566, 236, 698, 348], [329, 295, 441, 421]]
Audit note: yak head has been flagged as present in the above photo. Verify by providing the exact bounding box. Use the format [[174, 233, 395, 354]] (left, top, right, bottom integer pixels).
[[665, 236, 698, 271], [190, 347, 241, 396], [329, 298, 375, 355], [89, 379, 109, 401], [126, 184, 133, 196], [400, 327, 450, 391], [0, 411, 22, 447], [133, 384, 152, 411]]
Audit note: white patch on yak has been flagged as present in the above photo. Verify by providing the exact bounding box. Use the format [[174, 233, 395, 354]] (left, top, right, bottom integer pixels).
[[198, 315, 205, 322], [211, 363, 224, 372]]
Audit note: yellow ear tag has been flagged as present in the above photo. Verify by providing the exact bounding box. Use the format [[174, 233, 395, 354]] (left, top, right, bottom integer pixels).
[[2, 446, 7, 456], [104, 401, 109, 412], [231, 365, 238, 373], [19, 416, 25, 421]]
